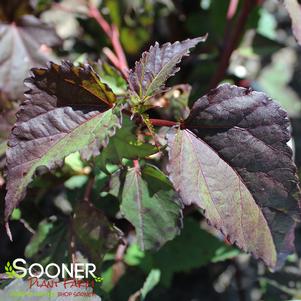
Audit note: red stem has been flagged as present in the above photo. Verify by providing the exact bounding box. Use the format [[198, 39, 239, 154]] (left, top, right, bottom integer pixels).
[[88, 3, 129, 79], [115, 244, 127, 262], [111, 25, 129, 74], [227, 0, 239, 20], [88, 4, 111, 37], [103, 47, 121, 70], [83, 176, 95, 202], [133, 159, 140, 171], [122, 109, 178, 128], [209, 0, 257, 89], [149, 119, 178, 127]]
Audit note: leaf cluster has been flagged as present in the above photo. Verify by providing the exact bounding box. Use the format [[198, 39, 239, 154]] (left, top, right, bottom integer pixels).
[[3, 35, 300, 273], [1, 1, 301, 300]]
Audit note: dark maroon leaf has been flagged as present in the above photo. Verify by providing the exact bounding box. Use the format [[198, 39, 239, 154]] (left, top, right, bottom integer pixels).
[[0, 96, 17, 167], [168, 83, 301, 269], [73, 201, 121, 266], [128, 36, 206, 101], [0, 94, 17, 141], [0, 14, 60, 100], [5, 61, 120, 222]]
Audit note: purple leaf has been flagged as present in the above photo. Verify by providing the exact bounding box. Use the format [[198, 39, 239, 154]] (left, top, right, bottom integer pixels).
[[167, 83, 301, 269], [128, 36, 206, 100], [5, 61, 120, 221], [73, 201, 121, 264], [0, 15, 61, 100]]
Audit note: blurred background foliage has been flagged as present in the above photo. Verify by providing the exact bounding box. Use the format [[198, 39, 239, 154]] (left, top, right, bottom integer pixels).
[[1, 0, 301, 300]]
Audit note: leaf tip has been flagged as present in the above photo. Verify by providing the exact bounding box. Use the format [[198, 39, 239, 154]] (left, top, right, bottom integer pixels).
[[194, 33, 208, 43], [5, 222, 13, 242]]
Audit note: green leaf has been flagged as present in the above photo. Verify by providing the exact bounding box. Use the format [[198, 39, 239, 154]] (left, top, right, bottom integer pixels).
[[64, 175, 88, 190], [151, 219, 239, 285], [5, 62, 121, 221], [104, 0, 121, 27], [121, 27, 151, 55], [140, 269, 161, 300], [25, 203, 121, 270], [64, 152, 85, 173], [257, 48, 301, 117], [95, 116, 158, 171], [124, 244, 145, 266], [120, 164, 183, 250], [128, 37, 206, 100], [25, 217, 69, 266], [251, 34, 282, 57], [94, 61, 128, 95], [11, 208, 21, 221], [257, 8, 277, 40], [125, 219, 239, 286]]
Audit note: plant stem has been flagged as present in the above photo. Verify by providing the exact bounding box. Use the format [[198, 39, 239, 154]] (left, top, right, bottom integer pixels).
[[88, 3, 129, 79], [233, 260, 246, 301], [115, 244, 127, 262], [88, 4, 111, 37], [111, 25, 129, 74], [149, 119, 178, 127], [227, 0, 239, 20], [83, 176, 95, 203], [103, 47, 120, 68], [122, 109, 178, 127], [5, 222, 13, 242], [68, 218, 77, 266], [209, 0, 257, 89], [58, 2, 177, 131], [54, 1, 129, 78], [133, 159, 140, 170]]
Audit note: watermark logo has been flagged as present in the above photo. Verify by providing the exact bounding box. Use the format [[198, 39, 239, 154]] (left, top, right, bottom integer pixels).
[[4, 258, 103, 282], [5, 261, 23, 279], [3, 259, 104, 299], [94, 276, 103, 283]]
